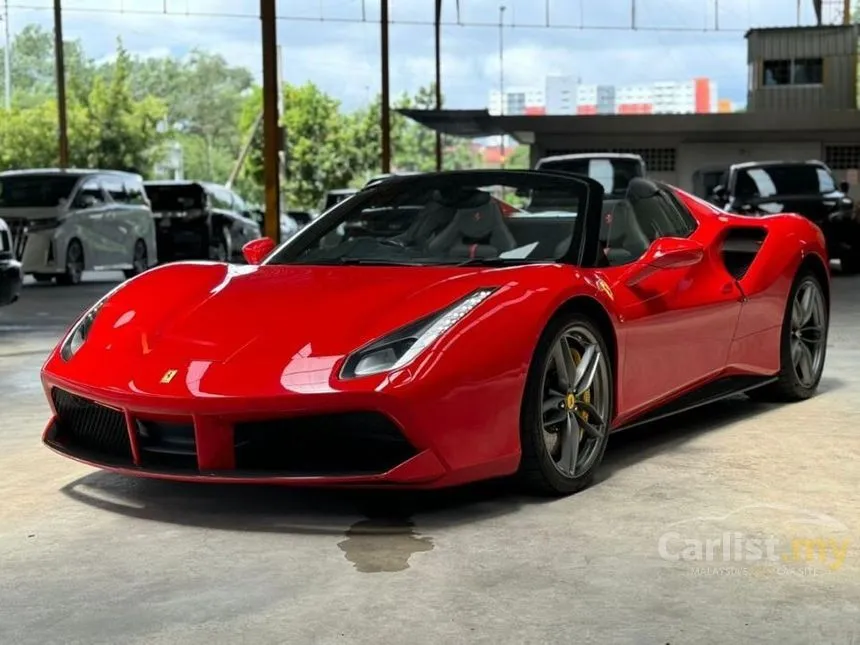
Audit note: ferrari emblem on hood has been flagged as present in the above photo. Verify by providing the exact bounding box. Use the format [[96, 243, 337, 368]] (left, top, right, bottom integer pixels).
[[160, 369, 178, 384]]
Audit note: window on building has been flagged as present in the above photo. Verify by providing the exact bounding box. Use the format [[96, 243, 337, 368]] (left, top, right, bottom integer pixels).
[[793, 58, 823, 84], [763, 59, 791, 85], [762, 58, 823, 86]]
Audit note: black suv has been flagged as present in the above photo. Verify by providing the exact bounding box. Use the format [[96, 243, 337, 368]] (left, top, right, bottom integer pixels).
[[143, 181, 262, 263], [712, 160, 860, 273]]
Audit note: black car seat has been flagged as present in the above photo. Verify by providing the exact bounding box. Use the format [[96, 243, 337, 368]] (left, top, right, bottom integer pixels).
[[392, 190, 457, 247], [601, 200, 651, 266], [427, 192, 517, 258]]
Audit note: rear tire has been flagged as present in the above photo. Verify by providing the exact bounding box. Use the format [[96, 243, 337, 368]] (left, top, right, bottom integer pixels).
[[56, 239, 84, 286], [518, 314, 613, 496], [210, 227, 231, 262], [747, 270, 827, 402]]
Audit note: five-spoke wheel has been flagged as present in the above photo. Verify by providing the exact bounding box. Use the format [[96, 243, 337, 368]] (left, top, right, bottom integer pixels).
[[749, 269, 828, 402], [520, 315, 612, 495]]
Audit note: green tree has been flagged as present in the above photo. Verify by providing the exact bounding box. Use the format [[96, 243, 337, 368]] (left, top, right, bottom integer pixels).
[[0, 24, 94, 109], [237, 82, 367, 210], [350, 83, 481, 179], [69, 41, 167, 171]]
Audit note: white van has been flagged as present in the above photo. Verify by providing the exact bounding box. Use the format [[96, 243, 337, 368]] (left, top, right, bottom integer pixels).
[[0, 169, 157, 285]]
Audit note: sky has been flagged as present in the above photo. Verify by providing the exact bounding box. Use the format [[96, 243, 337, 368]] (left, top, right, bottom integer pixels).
[[5, 0, 824, 110]]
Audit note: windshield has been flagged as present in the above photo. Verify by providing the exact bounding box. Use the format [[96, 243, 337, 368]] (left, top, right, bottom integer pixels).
[[734, 164, 837, 199], [267, 172, 589, 267], [537, 157, 642, 197], [144, 184, 206, 211], [0, 174, 80, 208]]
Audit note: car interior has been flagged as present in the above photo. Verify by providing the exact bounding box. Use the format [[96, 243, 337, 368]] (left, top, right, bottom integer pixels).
[[311, 179, 689, 265]]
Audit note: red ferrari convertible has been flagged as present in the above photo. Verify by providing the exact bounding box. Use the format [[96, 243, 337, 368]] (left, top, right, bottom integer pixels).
[[41, 170, 830, 495]]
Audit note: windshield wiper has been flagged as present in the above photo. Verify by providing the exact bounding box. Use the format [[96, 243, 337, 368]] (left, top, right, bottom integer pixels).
[[453, 257, 536, 267], [296, 257, 425, 266]]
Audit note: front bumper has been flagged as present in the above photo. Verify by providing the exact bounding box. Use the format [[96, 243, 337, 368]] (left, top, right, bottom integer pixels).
[[0, 257, 23, 306], [41, 377, 453, 488]]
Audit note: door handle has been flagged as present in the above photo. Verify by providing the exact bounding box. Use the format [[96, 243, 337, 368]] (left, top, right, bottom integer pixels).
[[721, 282, 734, 294]]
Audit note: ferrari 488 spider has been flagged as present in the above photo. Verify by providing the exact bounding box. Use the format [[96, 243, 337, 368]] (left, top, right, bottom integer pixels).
[[41, 170, 830, 495]]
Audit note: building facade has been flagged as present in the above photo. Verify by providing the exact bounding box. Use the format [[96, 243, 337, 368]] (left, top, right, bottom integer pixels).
[[490, 77, 723, 116], [746, 24, 860, 111]]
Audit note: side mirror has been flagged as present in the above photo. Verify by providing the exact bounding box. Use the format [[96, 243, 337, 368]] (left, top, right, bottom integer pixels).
[[625, 237, 704, 288], [242, 237, 275, 265], [75, 193, 98, 209], [839, 181, 850, 193], [711, 185, 726, 201]]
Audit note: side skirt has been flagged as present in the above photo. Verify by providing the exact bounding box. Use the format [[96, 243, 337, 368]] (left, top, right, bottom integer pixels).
[[614, 375, 778, 433]]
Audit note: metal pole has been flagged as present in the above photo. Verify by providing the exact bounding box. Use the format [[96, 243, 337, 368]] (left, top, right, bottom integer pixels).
[[844, 0, 851, 24], [260, 0, 281, 243], [53, 0, 69, 168], [499, 5, 505, 169], [3, 0, 11, 110], [380, 0, 391, 173], [434, 0, 442, 171]]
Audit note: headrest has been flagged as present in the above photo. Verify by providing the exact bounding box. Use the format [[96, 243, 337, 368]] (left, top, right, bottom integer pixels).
[[453, 200, 502, 238]]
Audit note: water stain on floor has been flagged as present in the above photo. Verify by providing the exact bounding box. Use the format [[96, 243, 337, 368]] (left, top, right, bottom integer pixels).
[[338, 517, 434, 573]]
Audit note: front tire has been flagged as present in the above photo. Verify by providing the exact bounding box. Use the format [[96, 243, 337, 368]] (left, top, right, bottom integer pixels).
[[748, 270, 828, 402], [518, 314, 613, 496], [56, 239, 84, 286], [123, 239, 148, 279]]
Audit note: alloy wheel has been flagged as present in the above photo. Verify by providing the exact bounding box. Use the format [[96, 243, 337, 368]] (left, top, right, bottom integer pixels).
[[540, 325, 610, 478], [790, 278, 826, 388]]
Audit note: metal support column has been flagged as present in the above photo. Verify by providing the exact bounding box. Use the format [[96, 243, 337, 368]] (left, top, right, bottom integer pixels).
[[380, 0, 391, 173], [433, 0, 443, 171], [260, 0, 281, 243], [52, 0, 69, 168]]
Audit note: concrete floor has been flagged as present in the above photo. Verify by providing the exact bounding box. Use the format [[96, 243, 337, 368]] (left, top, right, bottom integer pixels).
[[1, 271, 859, 645]]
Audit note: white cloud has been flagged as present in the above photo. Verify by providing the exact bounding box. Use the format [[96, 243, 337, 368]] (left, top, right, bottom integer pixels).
[[7, 0, 822, 109]]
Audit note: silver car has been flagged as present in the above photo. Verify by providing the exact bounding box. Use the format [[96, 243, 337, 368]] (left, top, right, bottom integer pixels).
[[0, 169, 157, 285]]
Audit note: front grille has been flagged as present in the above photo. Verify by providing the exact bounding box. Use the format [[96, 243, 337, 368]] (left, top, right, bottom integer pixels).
[[4, 217, 27, 260], [134, 420, 197, 470], [234, 412, 417, 476], [51, 389, 133, 464]]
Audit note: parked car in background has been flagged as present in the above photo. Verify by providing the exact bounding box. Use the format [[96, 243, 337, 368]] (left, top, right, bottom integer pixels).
[[0, 216, 23, 305], [692, 164, 728, 199], [143, 181, 261, 263], [711, 160, 860, 273], [286, 210, 314, 228], [245, 205, 303, 241], [529, 152, 646, 212], [0, 169, 156, 285], [363, 171, 421, 188], [319, 188, 358, 215]]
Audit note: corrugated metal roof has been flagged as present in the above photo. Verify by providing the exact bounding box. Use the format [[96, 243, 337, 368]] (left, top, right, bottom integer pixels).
[[398, 109, 860, 139]]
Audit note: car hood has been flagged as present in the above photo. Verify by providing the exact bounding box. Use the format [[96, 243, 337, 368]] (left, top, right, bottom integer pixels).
[[74, 261, 520, 394], [733, 194, 849, 221]]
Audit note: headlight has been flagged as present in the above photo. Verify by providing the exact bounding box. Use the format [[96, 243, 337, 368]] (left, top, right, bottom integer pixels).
[[340, 288, 496, 378], [27, 217, 63, 232], [60, 301, 104, 361]]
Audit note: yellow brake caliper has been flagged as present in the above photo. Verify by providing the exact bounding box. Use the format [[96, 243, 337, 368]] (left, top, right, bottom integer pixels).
[[570, 348, 591, 442]]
